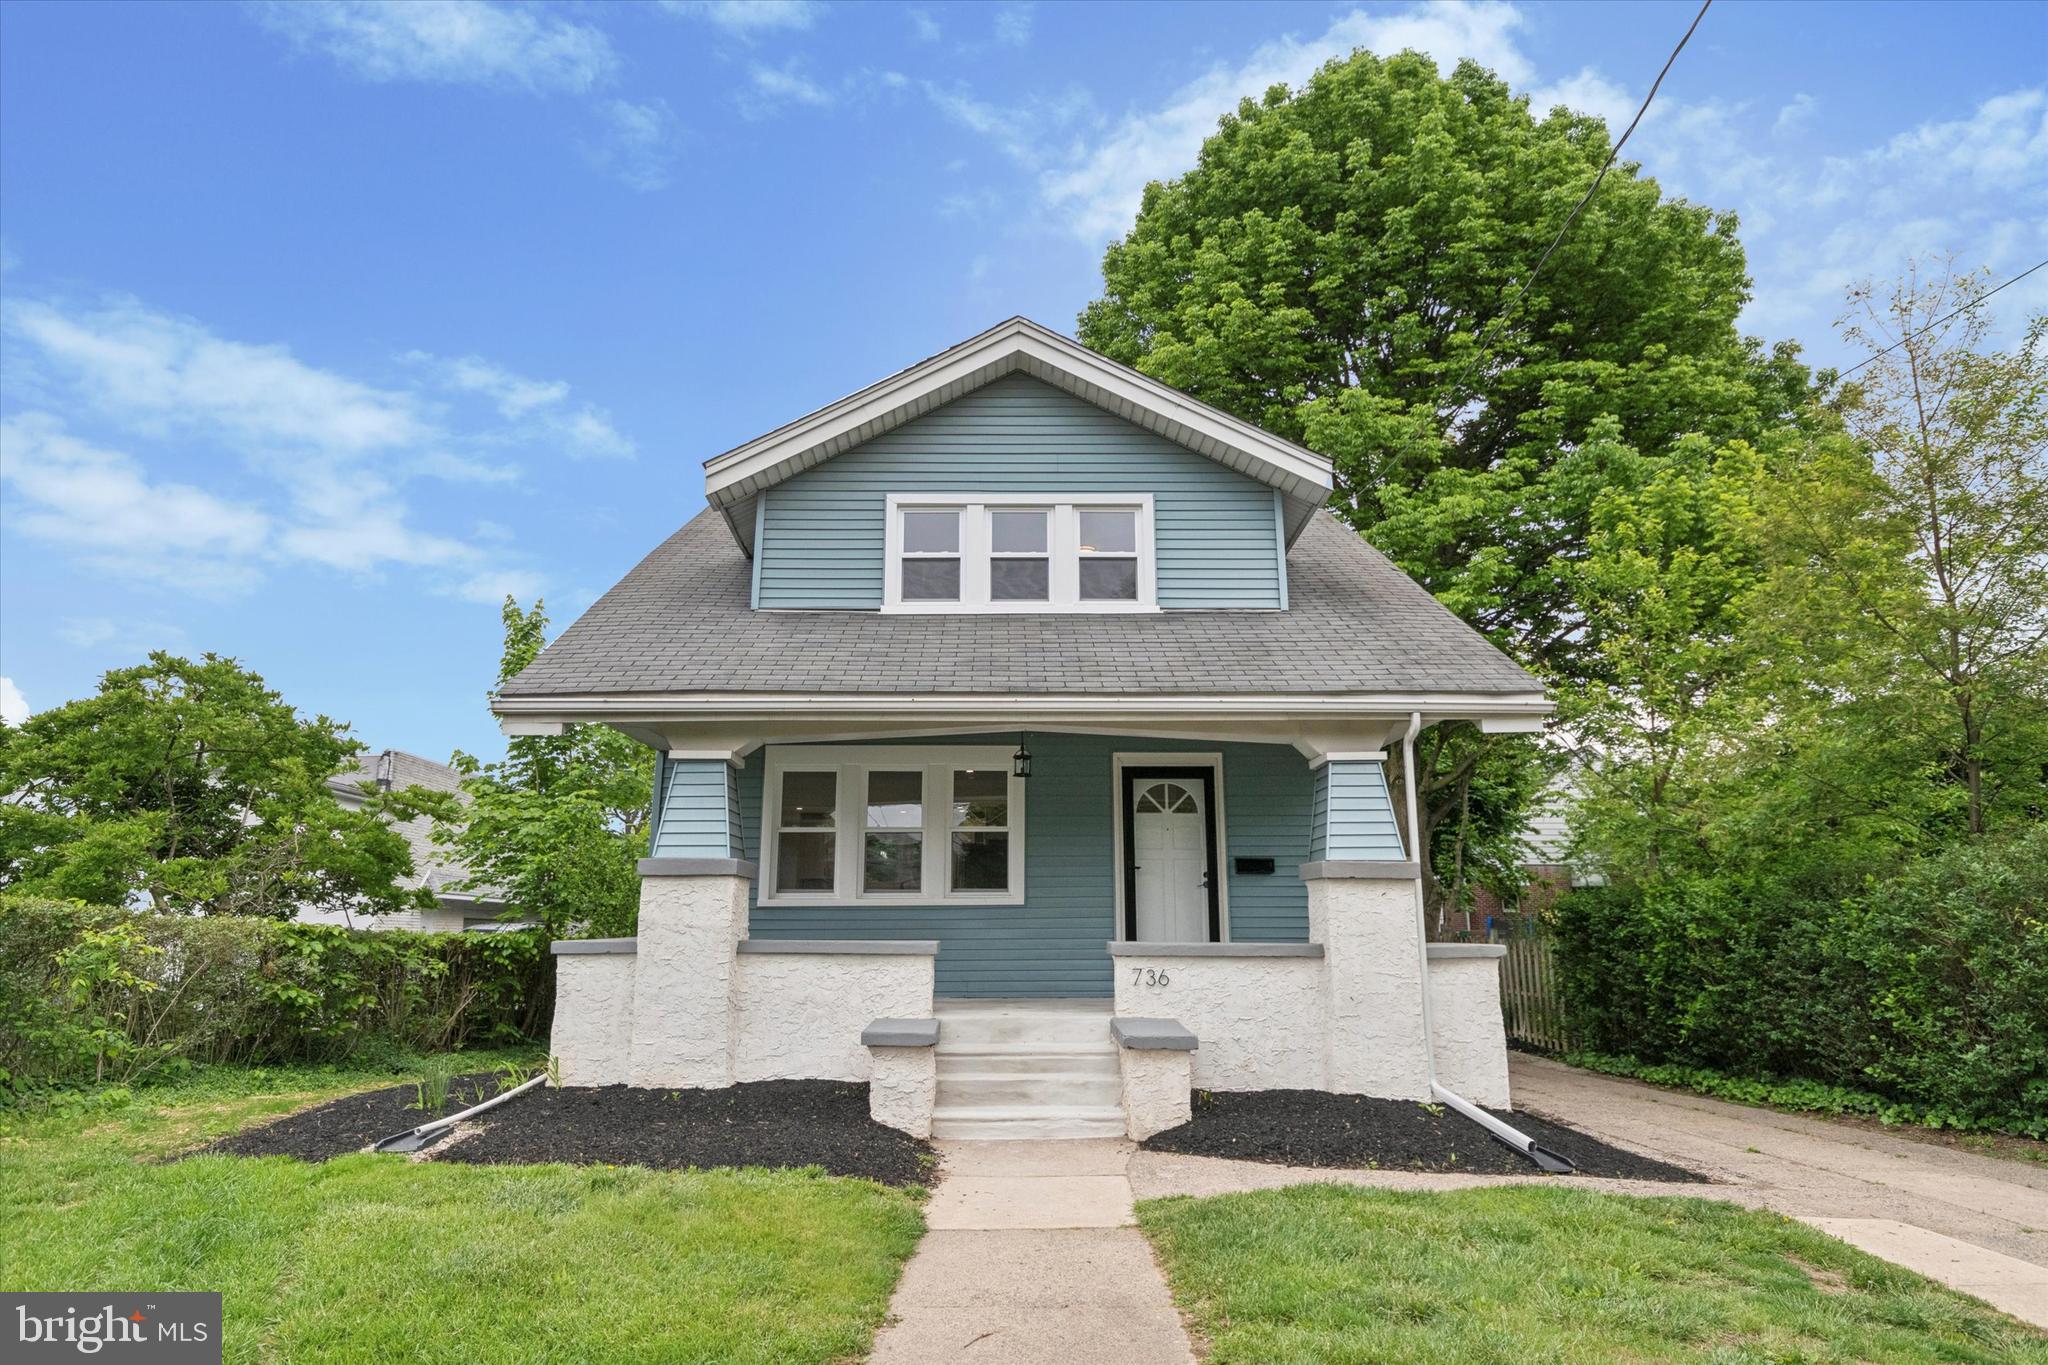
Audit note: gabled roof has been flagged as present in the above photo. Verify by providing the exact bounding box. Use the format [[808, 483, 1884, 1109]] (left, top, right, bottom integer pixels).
[[703, 317, 1336, 554], [495, 507, 1542, 702]]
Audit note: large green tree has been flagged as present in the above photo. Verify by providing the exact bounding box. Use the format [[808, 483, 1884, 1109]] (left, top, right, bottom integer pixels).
[[0, 653, 436, 918], [436, 599, 653, 939], [1747, 263, 2048, 843], [1077, 49, 1809, 905]]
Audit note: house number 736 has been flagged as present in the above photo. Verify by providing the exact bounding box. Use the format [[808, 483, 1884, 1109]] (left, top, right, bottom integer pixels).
[[1131, 968, 1171, 987]]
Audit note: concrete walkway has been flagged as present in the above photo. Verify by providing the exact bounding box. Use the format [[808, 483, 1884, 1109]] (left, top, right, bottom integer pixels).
[[872, 1058, 2048, 1356], [869, 1140, 1194, 1364]]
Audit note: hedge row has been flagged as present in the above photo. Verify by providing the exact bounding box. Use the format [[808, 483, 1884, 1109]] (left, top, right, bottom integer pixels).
[[0, 896, 551, 1093], [1552, 825, 2048, 1139]]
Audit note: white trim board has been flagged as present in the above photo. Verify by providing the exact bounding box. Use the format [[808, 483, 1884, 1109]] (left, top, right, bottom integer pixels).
[[1110, 752, 1230, 945]]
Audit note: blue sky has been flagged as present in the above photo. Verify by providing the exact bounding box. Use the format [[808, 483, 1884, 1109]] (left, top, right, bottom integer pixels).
[[2, 0, 2043, 758]]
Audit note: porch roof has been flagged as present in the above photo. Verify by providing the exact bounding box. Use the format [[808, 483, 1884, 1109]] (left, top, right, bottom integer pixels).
[[496, 508, 1543, 707]]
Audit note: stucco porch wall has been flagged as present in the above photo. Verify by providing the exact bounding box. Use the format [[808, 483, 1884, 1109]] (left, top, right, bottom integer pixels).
[[733, 941, 936, 1082], [1109, 945, 1326, 1090], [1426, 944, 1512, 1108], [550, 936, 937, 1088], [1107, 937, 1515, 1105]]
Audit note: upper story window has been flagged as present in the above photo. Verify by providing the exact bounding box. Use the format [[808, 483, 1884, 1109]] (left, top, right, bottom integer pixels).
[[882, 494, 1157, 613]]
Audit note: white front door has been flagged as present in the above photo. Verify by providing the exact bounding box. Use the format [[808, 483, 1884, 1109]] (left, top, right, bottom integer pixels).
[[1131, 777, 1210, 942]]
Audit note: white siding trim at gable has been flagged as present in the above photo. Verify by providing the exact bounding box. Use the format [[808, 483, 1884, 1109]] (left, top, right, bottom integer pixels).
[[703, 317, 1333, 555], [755, 376, 1282, 611]]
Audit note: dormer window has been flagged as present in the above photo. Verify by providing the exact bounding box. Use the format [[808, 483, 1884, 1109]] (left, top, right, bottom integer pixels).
[[883, 494, 1156, 613]]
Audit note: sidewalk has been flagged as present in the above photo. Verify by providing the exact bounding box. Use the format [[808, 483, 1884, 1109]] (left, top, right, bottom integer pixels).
[[869, 1140, 1195, 1365]]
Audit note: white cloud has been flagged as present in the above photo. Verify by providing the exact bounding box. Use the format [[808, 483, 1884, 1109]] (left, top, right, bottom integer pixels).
[[1527, 67, 1635, 130], [993, 4, 1033, 48], [587, 98, 681, 192], [1773, 92, 1818, 137], [57, 618, 116, 648], [402, 348, 635, 458], [1819, 88, 2048, 205], [907, 8, 939, 42], [54, 617, 190, 655], [1037, 1, 1529, 241], [0, 412, 272, 594], [8, 298, 427, 454], [0, 297, 622, 597], [452, 568, 548, 604], [748, 60, 835, 112], [662, 0, 818, 37], [743, 63, 911, 118], [248, 1, 677, 191], [1, 676, 31, 726], [401, 350, 565, 417], [250, 0, 617, 94]]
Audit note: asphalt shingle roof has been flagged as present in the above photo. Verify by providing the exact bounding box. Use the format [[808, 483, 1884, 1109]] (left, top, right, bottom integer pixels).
[[499, 509, 1539, 699]]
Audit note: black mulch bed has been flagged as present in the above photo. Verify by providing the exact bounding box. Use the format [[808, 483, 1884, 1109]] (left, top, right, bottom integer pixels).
[[201, 1071, 511, 1162], [435, 1081, 932, 1187], [1142, 1090, 1704, 1181], [203, 1077, 933, 1188]]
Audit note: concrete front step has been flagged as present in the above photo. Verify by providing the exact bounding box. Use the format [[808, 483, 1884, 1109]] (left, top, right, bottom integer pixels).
[[932, 1001, 1126, 1140], [935, 1047, 1120, 1076], [938, 1072, 1124, 1110], [935, 1014, 1116, 1047], [929, 1106, 1129, 1141]]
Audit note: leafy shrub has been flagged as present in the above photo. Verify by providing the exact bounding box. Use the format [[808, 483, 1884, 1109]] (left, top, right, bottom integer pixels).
[[1553, 826, 2048, 1138], [0, 896, 550, 1095]]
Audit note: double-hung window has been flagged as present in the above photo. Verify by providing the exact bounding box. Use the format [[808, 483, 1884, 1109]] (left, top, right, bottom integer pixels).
[[762, 746, 1026, 905], [883, 495, 1155, 612]]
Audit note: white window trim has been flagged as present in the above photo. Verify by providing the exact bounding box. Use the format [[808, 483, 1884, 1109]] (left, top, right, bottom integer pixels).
[[1110, 752, 1230, 943], [882, 493, 1159, 614], [760, 744, 1027, 907]]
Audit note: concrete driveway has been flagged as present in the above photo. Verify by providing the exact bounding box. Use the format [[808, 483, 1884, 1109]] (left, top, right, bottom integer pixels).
[[1128, 1055, 2048, 1328], [1508, 1054, 2048, 1270]]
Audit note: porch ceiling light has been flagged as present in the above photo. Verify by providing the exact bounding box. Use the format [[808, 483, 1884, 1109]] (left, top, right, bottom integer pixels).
[[1012, 740, 1032, 779]]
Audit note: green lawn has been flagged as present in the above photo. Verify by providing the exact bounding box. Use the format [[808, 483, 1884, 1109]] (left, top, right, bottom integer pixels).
[[0, 1059, 925, 1364], [1139, 1184, 2048, 1364]]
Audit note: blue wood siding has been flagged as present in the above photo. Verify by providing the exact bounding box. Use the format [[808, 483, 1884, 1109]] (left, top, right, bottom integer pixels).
[[1312, 760, 1406, 861], [649, 758, 741, 858], [755, 374, 1285, 609], [737, 733, 1313, 997]]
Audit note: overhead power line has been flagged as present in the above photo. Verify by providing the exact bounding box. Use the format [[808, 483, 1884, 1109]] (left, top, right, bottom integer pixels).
[[1834, 258, 2048, 380], [1448, 0, 1712, 400]]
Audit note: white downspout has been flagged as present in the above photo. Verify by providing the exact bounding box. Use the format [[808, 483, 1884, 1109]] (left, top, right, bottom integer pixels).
[[1400, 711, 1573, 1174]]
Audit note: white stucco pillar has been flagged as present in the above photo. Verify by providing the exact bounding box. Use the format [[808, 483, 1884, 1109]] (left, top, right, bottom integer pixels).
[[1303, 866, 1431, 1098], [627, 858, 755, 1088], [549, 940, 638, 1086]]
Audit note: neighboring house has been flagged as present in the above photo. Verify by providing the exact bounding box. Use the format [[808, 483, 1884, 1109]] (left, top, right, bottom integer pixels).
[[1442, 772, 1599, 938], [296, 749, 517, 933], [496, 319, 1551, 1139]]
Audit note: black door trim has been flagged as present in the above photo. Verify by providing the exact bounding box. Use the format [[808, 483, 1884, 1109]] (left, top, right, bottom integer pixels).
[[1120, 766, 1221, 943]]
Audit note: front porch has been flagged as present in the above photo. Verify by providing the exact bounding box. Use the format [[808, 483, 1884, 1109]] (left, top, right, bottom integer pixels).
[[724, 732, 1346, 998], [547, 722, 1515, 1139]]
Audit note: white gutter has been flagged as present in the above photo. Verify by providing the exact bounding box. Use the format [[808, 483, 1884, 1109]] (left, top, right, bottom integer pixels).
[[1400, 710, 1573, 1174]]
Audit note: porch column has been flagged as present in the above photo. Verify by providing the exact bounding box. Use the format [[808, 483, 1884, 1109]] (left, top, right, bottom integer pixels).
[[1301, 755, 1431, 1099], [629, 753, 752, 1088]]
